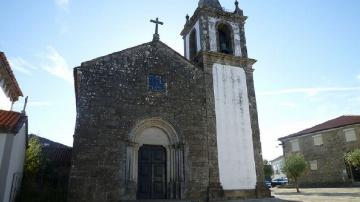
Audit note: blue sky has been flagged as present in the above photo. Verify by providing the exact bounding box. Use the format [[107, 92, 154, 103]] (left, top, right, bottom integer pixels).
[[1, 0, 359, 160]]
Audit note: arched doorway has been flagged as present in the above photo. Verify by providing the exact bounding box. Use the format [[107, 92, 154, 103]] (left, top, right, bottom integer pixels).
[[125, 118, 185, 199]]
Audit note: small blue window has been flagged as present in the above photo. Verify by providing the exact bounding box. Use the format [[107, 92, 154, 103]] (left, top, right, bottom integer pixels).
[[148, 74, 166, 92]]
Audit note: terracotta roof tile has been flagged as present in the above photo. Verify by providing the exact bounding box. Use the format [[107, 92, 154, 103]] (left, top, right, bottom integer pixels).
[[0, 51, 23, 101], [0, 110, 22, 132], [279, 115, 360, 140]]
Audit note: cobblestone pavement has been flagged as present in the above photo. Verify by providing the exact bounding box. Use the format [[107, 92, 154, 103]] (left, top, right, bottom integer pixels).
[[270, 187, 360, 202]]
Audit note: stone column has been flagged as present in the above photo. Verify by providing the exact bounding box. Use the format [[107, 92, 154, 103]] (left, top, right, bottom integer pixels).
[[125, 141, 139, 198], [168, 143, 185, 199], [168, 145, 176, 199], [178, 143, 185, 199]]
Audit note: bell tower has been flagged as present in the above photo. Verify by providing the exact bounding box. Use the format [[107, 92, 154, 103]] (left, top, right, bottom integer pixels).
[[181, 0, 269, 199], [181, 0, 248, 60]]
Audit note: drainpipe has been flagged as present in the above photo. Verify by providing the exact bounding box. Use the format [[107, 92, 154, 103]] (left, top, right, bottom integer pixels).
[[21, 96, 28, 114], [10, 101, 14, 111]]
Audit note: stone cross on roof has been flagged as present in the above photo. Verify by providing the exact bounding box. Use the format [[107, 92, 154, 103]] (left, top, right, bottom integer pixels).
[[150, 17, 164, 41]]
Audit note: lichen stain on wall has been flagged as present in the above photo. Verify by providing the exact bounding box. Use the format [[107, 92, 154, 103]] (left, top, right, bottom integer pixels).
[[213, 64, 256, 190]]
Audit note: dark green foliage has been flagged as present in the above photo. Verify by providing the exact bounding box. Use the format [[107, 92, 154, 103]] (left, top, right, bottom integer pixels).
[[17, 135, 70, 202], [263, 160, 274, 180], [24, 136, 43, 177], [345, 149, 360, 168]]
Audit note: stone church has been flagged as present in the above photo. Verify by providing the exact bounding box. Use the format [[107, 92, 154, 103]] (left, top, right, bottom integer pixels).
[[68, 0, 268, 201]]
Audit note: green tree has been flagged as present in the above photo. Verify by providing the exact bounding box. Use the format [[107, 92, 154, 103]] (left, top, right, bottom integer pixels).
[[24, 136, 43, 177], [282, 154, 307, 193], [263, 160, 274, 180], [345, 149, 360, 168]]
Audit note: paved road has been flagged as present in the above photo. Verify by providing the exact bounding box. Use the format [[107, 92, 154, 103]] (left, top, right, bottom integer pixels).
[[271, 187, 360, 202], [125, 188, 360, 202]]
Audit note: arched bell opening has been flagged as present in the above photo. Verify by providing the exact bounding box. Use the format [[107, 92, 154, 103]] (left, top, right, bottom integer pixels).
[[217, 23, 234, 55], [189, 29, 198, 60]]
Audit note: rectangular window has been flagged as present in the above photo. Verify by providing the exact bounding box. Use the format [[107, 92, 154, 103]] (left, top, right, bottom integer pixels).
[[344, 128, 357, 142], [313, 134, 323, 146], [310, 160, 318, 171], [290, 139, 300, 152], [148, 74, 166, 92]]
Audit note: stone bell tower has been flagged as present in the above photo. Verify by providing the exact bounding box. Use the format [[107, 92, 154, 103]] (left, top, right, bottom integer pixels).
[[181, 0, 268, 198]]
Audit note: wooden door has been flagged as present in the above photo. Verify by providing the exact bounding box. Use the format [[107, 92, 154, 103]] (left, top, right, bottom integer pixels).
[[137, 145, 167, 199]]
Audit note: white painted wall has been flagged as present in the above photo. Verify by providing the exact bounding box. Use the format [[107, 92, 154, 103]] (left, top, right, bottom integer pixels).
[[0, 88, 12, 111], [208, 17, 242, 56], [213, 64, 257, 190], [3, 125, 26, 202], [271, 157, 286, 179], [184, 20, 201, 60], [0, 134, 6, 168]]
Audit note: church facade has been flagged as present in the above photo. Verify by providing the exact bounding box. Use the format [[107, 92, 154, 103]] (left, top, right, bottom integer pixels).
[[68, 1, 268, 201]]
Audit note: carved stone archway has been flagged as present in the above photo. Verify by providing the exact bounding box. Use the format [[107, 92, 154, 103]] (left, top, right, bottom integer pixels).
[[125, 118, 185, 199]]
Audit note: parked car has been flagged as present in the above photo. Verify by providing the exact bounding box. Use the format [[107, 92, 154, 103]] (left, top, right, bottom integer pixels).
[[271, 177, 288, 187], [264, 180, 272, 189]]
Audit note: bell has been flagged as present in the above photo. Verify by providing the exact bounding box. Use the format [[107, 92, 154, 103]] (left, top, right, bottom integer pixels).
[[220, 42, 229, 54]]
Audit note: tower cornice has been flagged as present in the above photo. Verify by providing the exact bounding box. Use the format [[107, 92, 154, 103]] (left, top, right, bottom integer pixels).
[[196, 51, 256, 70]]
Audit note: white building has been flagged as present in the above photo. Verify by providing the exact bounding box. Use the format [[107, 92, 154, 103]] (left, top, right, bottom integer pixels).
[[0, 51, 27, 202], [270, 156, 287, 180]]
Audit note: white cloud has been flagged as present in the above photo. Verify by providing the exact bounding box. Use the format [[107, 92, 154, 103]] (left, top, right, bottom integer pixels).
[[357, 74, 360, 80], [259, 87, 360, 96], [28, 101, 53, 107], [41, 46, 73, 84], [279, 101, 298, 108], [9, 57, 38, 75], [55, 0, 69, 10], [348, 96, 360, 103]]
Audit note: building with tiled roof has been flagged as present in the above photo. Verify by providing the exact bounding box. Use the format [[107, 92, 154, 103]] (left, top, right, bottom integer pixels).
[[0, 52, 23, 110], [0, 52, 27, 202], [278, 116, 360, 187]]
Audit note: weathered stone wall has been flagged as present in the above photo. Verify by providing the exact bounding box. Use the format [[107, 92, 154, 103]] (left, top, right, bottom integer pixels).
[[182, 5, 268, 198], [196, 51, 268, 199], [282, 125, 360, 186], [181, 5, 267, 198], [69, 3, 270, 201], [68, 41, 211, 202]]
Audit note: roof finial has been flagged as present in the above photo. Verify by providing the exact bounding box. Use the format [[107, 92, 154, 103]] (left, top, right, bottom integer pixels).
[[150, 17, 164, 41], [198, 0, 222, 10], [186, 14, 190, 23], [234, 0, 243, 15]]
